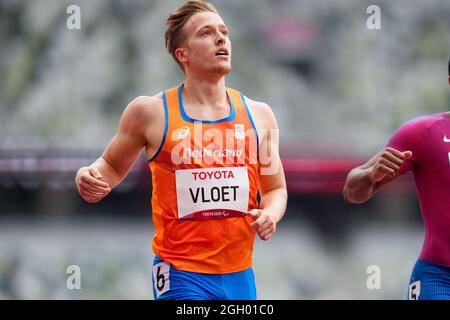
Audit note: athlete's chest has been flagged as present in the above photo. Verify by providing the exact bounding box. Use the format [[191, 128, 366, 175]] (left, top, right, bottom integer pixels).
[[183, 104, 233, 121], [166, 121, 255, 166]]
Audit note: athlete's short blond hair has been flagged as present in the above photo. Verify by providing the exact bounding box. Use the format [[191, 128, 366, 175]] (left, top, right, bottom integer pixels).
[[165, 0, 219, 70]]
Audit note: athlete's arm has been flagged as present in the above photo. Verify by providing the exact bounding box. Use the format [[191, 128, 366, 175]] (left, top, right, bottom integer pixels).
[[343, 147, 412, 204], [75, 96, 160, 203], [246, 100, 288, 241]]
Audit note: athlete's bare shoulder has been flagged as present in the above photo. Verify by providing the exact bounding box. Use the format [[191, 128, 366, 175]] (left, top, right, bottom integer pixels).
[[241, 96, 278, 130], [124, 93, 164, 118], [117, 92, 165, 149]]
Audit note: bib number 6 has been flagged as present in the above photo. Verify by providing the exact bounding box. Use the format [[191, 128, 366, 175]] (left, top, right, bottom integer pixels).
[[153, 261, 170, 298]]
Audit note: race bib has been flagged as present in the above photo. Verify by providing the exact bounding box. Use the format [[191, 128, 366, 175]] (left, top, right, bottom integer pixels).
[[153, 261, 170, 298], [175, 166, 249, 220], [409, 281, 420, 300]]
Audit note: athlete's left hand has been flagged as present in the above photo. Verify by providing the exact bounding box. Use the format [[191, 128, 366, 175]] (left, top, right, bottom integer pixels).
[[248, 209, 277, 241]]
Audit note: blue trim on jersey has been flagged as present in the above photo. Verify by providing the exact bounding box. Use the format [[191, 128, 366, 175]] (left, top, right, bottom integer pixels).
[[239, 92, 260, 153], [148, 91, 169, 163], [152, 256, 256, 300], [408, 260, 450, 300], [178, 85, 236, 124]]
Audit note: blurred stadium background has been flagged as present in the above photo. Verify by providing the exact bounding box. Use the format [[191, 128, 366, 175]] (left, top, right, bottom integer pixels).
[[0, 0, 449, 299]]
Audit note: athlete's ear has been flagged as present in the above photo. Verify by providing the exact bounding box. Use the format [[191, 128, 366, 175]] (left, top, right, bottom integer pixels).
[[448, 76, 450, 86], [175, 47, 189, 65]]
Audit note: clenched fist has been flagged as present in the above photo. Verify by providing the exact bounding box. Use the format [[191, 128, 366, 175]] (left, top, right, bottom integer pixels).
[[369, 147, 412, 182], [248, 209, 277, 241], [75, 167, 111, 203]]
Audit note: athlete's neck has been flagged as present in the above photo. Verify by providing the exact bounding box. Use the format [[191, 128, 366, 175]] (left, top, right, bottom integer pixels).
[[182, 76, 228, 108]]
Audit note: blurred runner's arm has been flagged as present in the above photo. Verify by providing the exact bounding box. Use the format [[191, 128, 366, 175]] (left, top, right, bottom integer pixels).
[[343, 147, 412, 204]]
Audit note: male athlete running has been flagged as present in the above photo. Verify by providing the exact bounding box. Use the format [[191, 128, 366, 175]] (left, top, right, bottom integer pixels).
[[75, 0, 287, 300], [343, 60, 450, 300]]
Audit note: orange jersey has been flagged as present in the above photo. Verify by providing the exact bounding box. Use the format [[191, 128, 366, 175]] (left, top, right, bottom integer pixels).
[[148, 85, 260, 274]]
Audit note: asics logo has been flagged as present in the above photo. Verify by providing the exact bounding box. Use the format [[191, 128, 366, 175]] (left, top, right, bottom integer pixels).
[[177, 126, 190, 140]]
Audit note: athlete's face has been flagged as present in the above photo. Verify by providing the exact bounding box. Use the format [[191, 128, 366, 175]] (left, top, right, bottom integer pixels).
[[177, 12, 232, 77]]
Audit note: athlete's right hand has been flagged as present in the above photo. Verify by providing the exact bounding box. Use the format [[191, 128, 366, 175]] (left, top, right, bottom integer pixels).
[[369, 147, 412, 182], [75, 167, 111, 203]]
